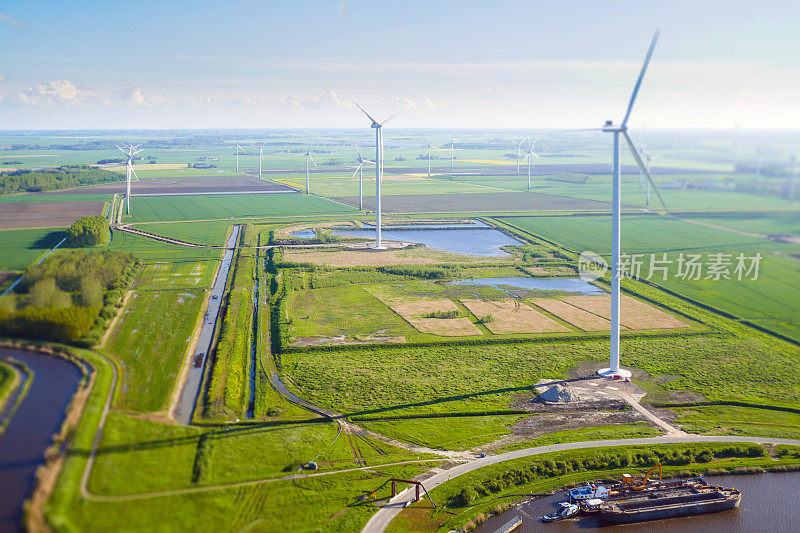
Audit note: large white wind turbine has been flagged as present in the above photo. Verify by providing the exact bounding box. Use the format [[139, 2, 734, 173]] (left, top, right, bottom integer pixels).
[[116, 143, 142, 215], [258, 141, 267, 179], [513, 139, 526, 174], [348, 97, 414, 249], [351, 141, 374, 210], [424, 136, 438, 179], [234, 140, 245, 173], [596, 31, 669, 379], [304, 144, 317, 194], [521, 138, 540, 191], [448, 138, 459, 173]]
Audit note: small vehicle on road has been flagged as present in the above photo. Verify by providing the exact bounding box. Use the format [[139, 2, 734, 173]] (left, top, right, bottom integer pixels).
[[212, 295, 219, 300]]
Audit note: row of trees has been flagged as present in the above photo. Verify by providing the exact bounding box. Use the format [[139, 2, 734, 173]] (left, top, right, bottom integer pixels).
[[0, 250, 140, 343], [0, 165, 123, 195]]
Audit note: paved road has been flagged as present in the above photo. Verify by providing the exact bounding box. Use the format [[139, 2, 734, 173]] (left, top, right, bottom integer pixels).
[[362, 434, 800, 533], [173, 225, 241, 425]]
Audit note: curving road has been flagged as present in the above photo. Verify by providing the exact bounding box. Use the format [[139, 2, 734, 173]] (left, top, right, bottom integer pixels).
[[362, 434, 800, 533]]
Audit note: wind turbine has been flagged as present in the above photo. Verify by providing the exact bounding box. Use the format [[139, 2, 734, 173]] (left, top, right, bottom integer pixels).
[[351, 141, 374, 210], [116, 143, 142, 215], [513, 139, 526, 174], [424, 136, 438, 179], [234, 140, 245, 173], [448, 138, 459, 173], [348, 97, 414, 249], [258, 141, 267, 179], [597, 31, 669, 379], [643, 151, 659, 207], [522, 138, 540, 191], [304, 144, 317, 194]]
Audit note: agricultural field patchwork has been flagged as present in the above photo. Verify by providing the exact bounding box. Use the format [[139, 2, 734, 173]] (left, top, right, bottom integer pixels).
[[0, 227, 66, 271], [127, 192, 356, 223]]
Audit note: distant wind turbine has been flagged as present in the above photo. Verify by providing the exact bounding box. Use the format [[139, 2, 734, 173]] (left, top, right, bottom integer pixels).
[[116, 143, 142, 215], [513, 139, 526, 174], [522, 138, 540, 191], [234, 140, 245, 173], [304, 144, 317, 194], [424, 136, 438, 179], [348, 97, 414, 249], [258, 141, 267, 179], [594, 31, 669, 379], [351, 141, 374, 210], [448, 138, 459, 173]]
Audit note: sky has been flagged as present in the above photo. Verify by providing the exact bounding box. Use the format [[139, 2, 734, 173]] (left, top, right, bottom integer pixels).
[[1, 0, 799, 130]]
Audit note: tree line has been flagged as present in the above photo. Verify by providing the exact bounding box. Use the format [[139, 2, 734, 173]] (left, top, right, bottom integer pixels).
[[0, 165, 123, 195]]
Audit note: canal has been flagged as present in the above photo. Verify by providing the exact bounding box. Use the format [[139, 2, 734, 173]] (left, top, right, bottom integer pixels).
[[476, 472, 800, 532]]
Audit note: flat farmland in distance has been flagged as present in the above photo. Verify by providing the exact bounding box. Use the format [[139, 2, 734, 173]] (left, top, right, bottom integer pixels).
[[332, 192, 610, 213], [128, 193, 355, 222], [0, 193, 111, 203], [0, 200, 105, 229], [275, 174, 506, 197], [500, 214, 773, 254], [0, 227, 66, 270], [133, 221, 233, 246], [687, 213, 800, 237], [109, 289, 205, 412], [47, 174, 294, 196]]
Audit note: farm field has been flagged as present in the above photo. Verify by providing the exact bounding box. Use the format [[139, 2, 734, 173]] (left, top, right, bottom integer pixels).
[[133, 220, 233, 246], [127, 192, 356, 223], [687, 212, 800, 237], [501, 214, 800, 341], [668, 405, 800, 440], [333, 191, 611, 213], [52, 174, 294, 196], [0, 200, 105, 229], [108, 289, 205, 412], [0, 193, 111, 203], [0, 227, 66, 271]]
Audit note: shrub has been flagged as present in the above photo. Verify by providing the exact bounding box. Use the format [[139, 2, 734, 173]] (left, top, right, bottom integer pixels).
[[66, 216, 111, 247], [421, 310, 461, 319]]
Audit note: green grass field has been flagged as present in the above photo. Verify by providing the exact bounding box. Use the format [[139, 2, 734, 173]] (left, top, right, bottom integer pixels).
[[126, 193, 356, 223], [0, 193, 112, 203], [0, 227, 66, 271], [502, 214, 800, 341], [109, 289, 205, 412], [132, 220, 233, 246], [688, 212, 800, 237], [669, 405, 800, 440], [359, 414, 524, 450], [0, 360, 17, 412]]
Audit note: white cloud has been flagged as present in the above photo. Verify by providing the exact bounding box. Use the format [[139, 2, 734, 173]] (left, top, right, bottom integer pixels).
[[116, 85, 165, 107], [0, 12, 25, 27], [14, 80, 102, 107]]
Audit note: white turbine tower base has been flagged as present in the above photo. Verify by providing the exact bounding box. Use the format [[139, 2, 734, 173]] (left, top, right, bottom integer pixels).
[[594, 30, 668, 380]]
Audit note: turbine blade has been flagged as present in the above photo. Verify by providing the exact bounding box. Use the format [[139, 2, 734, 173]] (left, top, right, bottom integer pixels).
[[347, 96, 379, 124], [309, 154, 317, 168], [130, 166, 140, 182], [116, 145, 127, 155], [621, 30, 660, 128], [351, 164, 362, 180], [381, 102, 415, 126], [623, 130, 669, 213]]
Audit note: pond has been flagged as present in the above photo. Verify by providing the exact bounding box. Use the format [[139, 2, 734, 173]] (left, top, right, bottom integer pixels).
[[448, 276, 604, 296], [330, 221, 524, 257], [290, 228, 316, 239], [475, 472, 800, 533]]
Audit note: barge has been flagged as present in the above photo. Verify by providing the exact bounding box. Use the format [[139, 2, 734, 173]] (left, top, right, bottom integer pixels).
[[599, 484, 741, 523]]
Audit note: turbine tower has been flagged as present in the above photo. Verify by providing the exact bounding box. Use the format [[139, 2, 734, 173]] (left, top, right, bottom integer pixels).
[[449, 138, 459, 173], [348, 97, 414, 249], [513, 139, 526, 174], [116, 143, 142, 215], [351, 141, 374, 210], [258, 141, 267, 179], [424, 136, 438, 178], [304, 144, 317, 194], [234, 140, 245, 173], [522, 138, 540, 191], [598, 30, 669, 379]]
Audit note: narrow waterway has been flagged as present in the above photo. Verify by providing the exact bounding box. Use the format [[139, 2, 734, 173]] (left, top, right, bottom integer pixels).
[[0, 349, 83, 532], [173, 225, 241, 425], [476, 472, 800, 533], [246, 273, 259, 419]]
